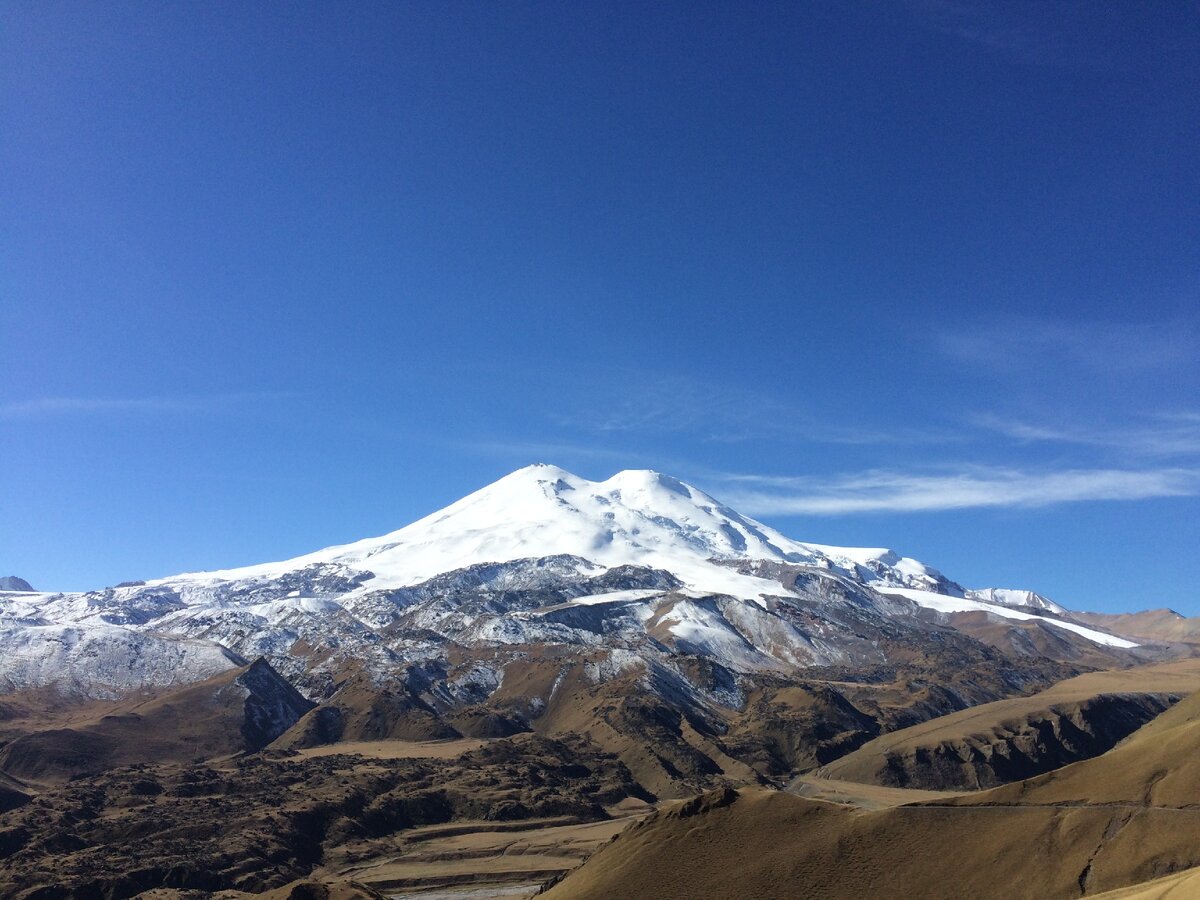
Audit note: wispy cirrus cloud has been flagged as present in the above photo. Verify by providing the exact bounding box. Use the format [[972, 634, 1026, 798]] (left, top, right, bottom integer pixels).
[[938, 316, 1199, 375], [922, 1, 1065, 62], [972, 411, 1200, 458], [0, 392, 297, 420], [714, 465, 1200, 516], [554, 372, 956, 446], [912, 0, 1136, 70]]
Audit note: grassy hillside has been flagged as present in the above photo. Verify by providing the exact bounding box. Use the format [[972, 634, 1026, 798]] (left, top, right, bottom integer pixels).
[[546, 662, 1200, 900]]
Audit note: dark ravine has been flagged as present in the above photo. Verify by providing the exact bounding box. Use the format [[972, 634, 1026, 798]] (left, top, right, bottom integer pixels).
[[820, 692, 1182, 791], [0, 773, 28, 814], [893, 693, 1179, 790]]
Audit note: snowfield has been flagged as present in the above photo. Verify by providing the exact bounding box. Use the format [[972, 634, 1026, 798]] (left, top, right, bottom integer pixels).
[[877, 587, 1138, 649]]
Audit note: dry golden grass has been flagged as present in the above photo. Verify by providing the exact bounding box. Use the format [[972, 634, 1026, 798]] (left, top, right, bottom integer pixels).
[[1089, 866, 1200, 899], [544, 787, 1200, 900], [788, 773, 959, 809], [820, 658, 1200, 787], [545, 670, 1200, 900], [1075, 610, 1200, 645], [966, 688, 1200, 807]]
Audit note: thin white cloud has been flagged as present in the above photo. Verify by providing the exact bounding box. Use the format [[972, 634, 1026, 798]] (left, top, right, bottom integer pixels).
[[554, 371, 955, 446], [913, 0, 1132, 70], [939, 316, 1198, 374], [972, 412, 1200, 457], [717, 466, 1200, 515], [0, 392, 297, 419]]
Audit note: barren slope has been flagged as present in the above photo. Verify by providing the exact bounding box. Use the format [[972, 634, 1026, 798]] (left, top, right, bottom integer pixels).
[[545, 679, 1200, 900], [1089, 867, 1200, 899], [1074, 609, 1200, 646], [963, 686, 1200, 807], [0, 659, 312, 783], [818, 659, 1200, 790]]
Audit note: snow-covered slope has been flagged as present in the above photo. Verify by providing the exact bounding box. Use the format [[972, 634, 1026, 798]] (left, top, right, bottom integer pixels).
[[876, 587, 1136, 649], [967, 588, 1067, 615], [159, 464, 952, 599], [0, 623, 243, 699]]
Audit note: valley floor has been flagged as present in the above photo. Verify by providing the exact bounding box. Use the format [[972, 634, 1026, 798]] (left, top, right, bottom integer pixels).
[[309, 745, 957, 897], [328, 806, 651, 899]]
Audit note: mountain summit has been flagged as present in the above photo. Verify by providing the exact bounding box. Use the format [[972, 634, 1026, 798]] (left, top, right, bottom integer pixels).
[[164, 463, 948, 599]]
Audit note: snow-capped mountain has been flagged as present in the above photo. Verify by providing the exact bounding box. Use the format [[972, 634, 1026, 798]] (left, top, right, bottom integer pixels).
[[0, 465, 1142, 700], [967, 588, 1067, 615], [160, 464, 954, 598]]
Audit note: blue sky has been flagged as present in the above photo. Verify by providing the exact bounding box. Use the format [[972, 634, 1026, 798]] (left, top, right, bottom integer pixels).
[[3, 1, 1198, 612]]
